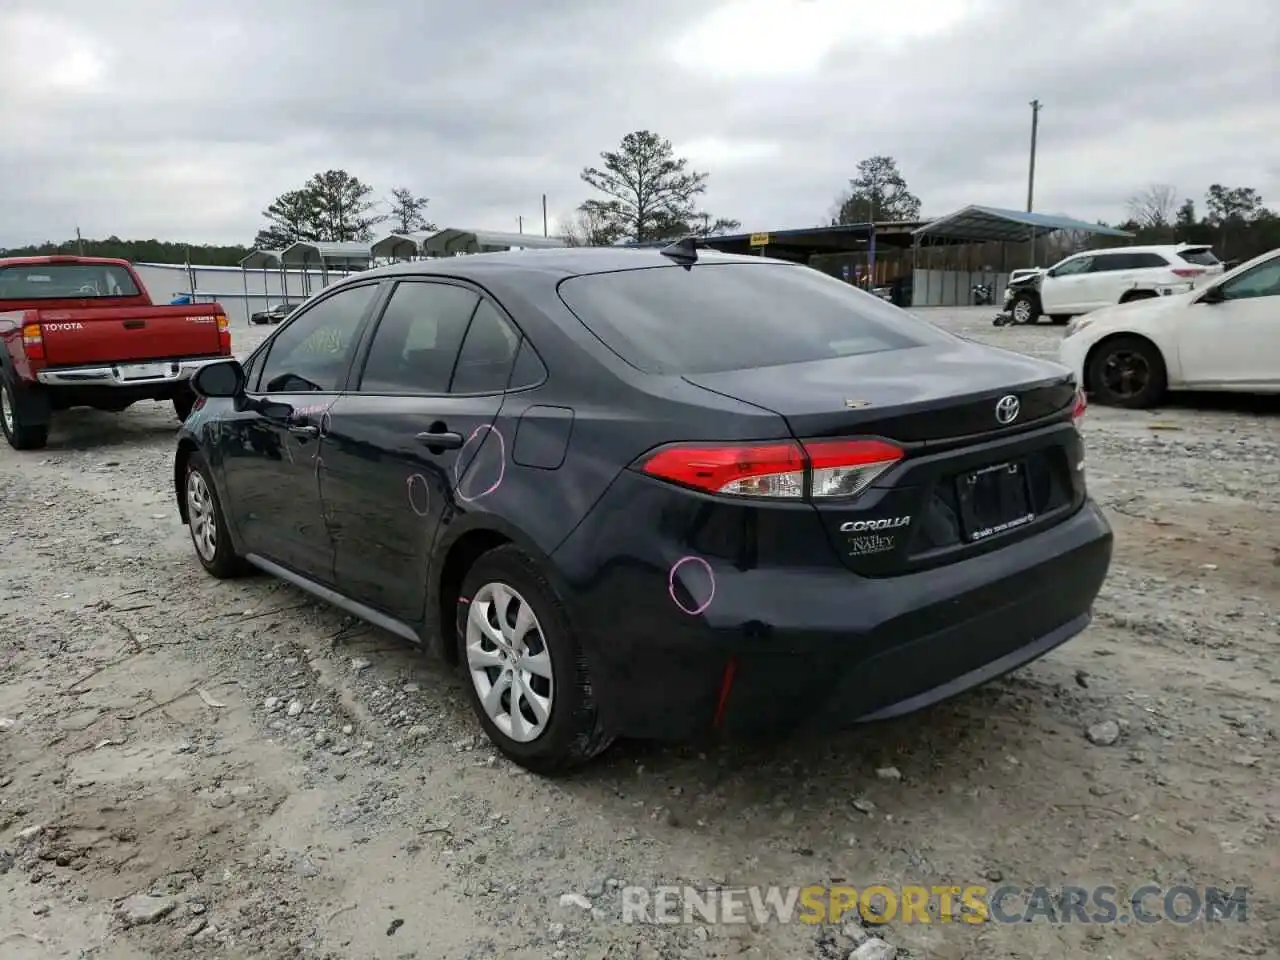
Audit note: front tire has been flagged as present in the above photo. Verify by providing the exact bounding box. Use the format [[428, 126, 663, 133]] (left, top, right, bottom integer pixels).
[[1050, 315, 1072, 325], [184, 452, 250, 578], [1087, 335, 1168, 409], [1010, 293, 1040, 325], [0, 378, 49, 450], [457, 545, 613, 775]]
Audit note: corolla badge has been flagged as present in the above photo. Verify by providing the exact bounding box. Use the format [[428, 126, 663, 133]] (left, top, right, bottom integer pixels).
[[995, 394, 1020, 425]]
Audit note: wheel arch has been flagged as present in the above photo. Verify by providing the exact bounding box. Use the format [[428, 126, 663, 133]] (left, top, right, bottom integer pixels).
[[175, 438, 199, 523], [431, 515, 565, 665], [1119, 288, 1159, 304]]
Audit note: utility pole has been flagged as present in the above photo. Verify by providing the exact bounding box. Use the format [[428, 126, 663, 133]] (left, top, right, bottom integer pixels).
[[541, 195, 548, 237], [75, 226, 85, 255], [1026, 99, 1041, 213], [518, 216, 523, 235], [1027, 98, 1041, 266]]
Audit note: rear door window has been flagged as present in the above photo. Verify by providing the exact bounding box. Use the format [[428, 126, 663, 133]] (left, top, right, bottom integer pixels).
[[556, 262, 937, 375], [449, 300, 522, 394], [357, 281, 480, 394]]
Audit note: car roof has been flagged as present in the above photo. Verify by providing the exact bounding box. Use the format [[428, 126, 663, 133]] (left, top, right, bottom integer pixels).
[[1065, 243, 1213, 257], [351, 246, 782, 283]]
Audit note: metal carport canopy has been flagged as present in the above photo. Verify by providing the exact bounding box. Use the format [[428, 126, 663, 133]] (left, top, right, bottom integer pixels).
[[278, 241, 374, 269], [239, 249, 282, 269], [370, 232, 433, 260], [912, 205, 1134, 244], [696, 223, 874, 259], [420, 229, 568, 256]]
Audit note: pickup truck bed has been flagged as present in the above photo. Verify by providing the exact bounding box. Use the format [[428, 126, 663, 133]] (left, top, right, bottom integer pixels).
[[0, 256, 232, 450]]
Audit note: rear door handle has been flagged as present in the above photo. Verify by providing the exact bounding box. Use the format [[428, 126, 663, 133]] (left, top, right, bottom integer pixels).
[[288, 424, 319, 438], [416, 430, 463, 450]]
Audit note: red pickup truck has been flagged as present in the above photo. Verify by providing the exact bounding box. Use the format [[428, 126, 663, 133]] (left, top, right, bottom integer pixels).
[[0, 256, 232, 450]]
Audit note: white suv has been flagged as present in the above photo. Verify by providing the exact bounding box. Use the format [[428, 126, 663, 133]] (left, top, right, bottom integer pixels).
[[1006, 244, 1223, 325]]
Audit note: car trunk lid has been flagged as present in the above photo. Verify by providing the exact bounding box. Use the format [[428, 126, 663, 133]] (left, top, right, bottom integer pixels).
[[682, 341, 1087, 575]]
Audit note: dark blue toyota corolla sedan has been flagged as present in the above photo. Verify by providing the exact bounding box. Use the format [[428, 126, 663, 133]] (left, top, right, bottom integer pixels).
[[174, 242, 1112, 774]]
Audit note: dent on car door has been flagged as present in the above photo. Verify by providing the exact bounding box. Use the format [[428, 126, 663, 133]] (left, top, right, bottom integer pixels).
[[320, 280, 521, 623], [218, 281, 381, 581]]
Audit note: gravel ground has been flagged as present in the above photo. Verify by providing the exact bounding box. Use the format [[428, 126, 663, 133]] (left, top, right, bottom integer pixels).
[[1, 307, 1276, 960]]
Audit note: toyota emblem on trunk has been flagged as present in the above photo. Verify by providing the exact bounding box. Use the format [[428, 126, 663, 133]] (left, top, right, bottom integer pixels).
[[995, 394, 1020, 424]]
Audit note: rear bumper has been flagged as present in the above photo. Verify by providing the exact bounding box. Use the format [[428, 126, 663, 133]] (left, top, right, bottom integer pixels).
[[561, 497, 1113, 743], [35, 357, 225, 388]]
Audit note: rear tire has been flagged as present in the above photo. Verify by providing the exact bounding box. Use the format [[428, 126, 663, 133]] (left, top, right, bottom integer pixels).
[[0, 378, 49, 451], [456, 545, 613, 775], [172, 389, 195, 422], [1086, 335, 1167, 409], [184, 451, 251, 578], [1010, 293, 1040, 325]]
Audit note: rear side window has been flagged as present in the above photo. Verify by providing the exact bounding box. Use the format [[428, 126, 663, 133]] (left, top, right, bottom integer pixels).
[[556, 263, 936, 375], [1087, 253, 1129, 272], [0, 263, 140, 299], [358, 281, 480, 394], [1178, 247, 1220, 266]]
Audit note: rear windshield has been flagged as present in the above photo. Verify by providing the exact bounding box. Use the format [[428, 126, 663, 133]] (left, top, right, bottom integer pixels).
[[557, 262, 938, 375], [0, 263, 141, 300], [1178, 247, 1220, 266]]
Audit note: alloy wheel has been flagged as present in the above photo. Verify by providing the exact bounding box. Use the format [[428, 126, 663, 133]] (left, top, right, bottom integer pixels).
[[186, 470, 218, 561], [465, 581, 554, 743], [1101, 350, 1149, 400]]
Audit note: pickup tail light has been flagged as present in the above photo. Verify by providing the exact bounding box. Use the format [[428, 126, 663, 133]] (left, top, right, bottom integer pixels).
[[215, 313, 231, 353], [1171, 267, 1204, 278], [22, 323, 44, 361], [637, 438, 904, 500]]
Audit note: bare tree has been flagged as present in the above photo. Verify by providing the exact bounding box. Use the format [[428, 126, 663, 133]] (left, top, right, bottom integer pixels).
[[559, 205, 621, 247], [1126, 184, 1178, 230]]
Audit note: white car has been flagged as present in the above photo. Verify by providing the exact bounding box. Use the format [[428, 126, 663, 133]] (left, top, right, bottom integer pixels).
[[1008, 244, 1224, 325], [1058, 247, 1280, 407]]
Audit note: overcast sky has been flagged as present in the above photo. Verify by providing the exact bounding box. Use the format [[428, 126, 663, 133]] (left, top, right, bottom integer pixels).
[[1, 0, 1276, 248]]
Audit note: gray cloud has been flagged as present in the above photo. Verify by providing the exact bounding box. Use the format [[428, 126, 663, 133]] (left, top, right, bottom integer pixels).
[[1, 0, 1276, 247]]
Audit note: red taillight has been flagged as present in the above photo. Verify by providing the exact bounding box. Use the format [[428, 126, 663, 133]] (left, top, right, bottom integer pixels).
[[21, 323, 44, 361], [1072, 388, 1087, 424], [637, 437, 904, 500], [1171, 267, 1203, 278], [640, 441, 806, 498], [215, 314, 231, 353]]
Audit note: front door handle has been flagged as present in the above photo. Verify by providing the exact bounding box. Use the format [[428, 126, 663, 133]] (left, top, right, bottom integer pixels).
[[416, 429, 463, 450], [288, 424, 319, 438]]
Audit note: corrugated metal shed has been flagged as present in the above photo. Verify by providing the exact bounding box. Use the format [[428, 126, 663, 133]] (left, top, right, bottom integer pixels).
[[279, 241, 373, 268], [420, 229, 568, 256], [913, 205, 1134, 243], [370, 232, 434, 260], [239, 249, 282, 269]]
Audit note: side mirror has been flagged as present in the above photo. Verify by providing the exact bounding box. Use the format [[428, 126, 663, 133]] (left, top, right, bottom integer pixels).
[[1198, 285, 1226, 305], [190, 359, 246, 398]]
